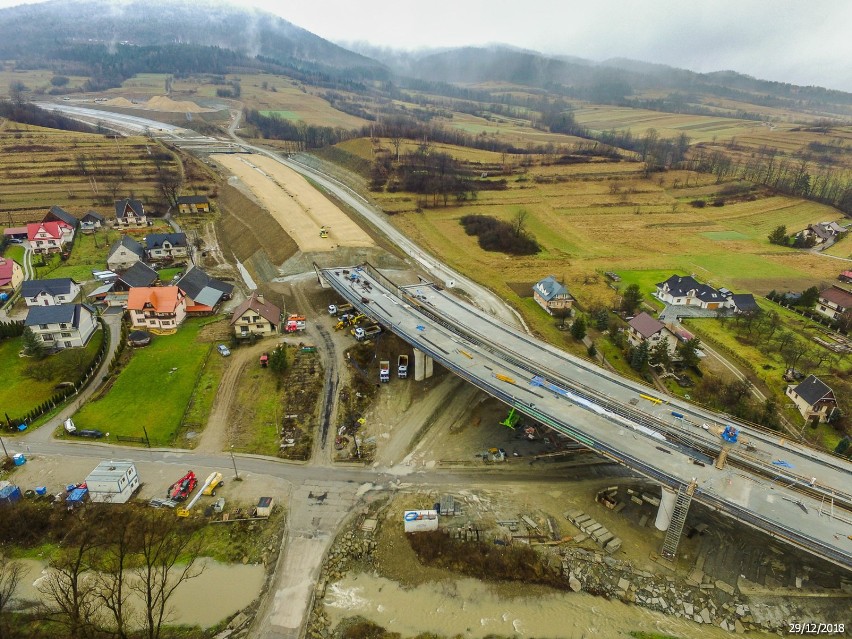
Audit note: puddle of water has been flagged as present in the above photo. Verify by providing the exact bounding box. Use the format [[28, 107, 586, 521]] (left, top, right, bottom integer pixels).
[[15, 557, 264, 629], [324, 573, 772, 638]]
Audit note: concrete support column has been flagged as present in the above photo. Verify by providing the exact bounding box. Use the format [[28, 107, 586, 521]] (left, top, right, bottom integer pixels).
[[655, 486, 677, 531], [413, 348, 433, 381]]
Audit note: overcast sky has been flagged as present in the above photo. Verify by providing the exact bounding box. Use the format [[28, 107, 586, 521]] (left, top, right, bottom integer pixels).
[[2, 0, 851, 92]]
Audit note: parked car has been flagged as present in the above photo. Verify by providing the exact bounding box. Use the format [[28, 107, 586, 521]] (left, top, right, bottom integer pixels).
[[217, 344, 231, 357], [7, 238, 23, 244], [76, 429, 105, 439]]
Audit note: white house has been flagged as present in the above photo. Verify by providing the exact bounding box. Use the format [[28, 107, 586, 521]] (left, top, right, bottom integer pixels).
[[815, 286, 852, 322], [114, 198, 147, 227], [145, 233, 189, 261], [655, 275, 728, 310], [126, 286, 187, 331], [26, 221, 69, 254], [24, 303, 98, 350], [786, 375, 838, 424], [626, 312, 679, 354], [85, 461, 140, 504], [21, 278, 81, 307]]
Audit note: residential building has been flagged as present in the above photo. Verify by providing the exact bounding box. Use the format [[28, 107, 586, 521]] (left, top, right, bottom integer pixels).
[[729, 293, 759, 314], [3, 226, 27, 241], [230, 292, 281, 338], [815, 286, 852, 321], [21, 278, 81, 306], [786, 375, 838, 424], [43, 205, 80, 232], [800, 221, 847, 245], [107, 236, 145, 271], [145, 233, 189, 261], [532, 276, 574, 315], [80, 211, 105, 232], [96, 262, 160, 308], [655, 275, 728, 310], [126, 286, 186, 331], [626, 312, 679, 353], [177, 266, 233, 314], [24, 303, 98, 349], [26, 221, 68, 254], [0, 257, 23, 294], [839, 270, 852, 285], [176, 195, 211, 214], [114, 198, 147, 227]]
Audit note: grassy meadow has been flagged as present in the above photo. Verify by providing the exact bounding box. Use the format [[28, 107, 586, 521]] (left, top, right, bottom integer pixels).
[[72, 318, 219, 446]]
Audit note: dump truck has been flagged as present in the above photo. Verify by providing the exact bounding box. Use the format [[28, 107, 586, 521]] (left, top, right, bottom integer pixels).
[[328, 303, 352, 316], [398, 354, 409, 378], [285, 314, 306, 333], [380, 360, 390, 383], [354, 325, 382, 341]]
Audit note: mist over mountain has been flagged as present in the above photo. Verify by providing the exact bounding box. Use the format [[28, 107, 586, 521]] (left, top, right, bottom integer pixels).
[[0, 0, 385, 76]]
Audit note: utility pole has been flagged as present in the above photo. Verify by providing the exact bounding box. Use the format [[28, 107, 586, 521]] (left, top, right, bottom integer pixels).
[[230, 446, 241, 481], [0, 435, 9, 460]]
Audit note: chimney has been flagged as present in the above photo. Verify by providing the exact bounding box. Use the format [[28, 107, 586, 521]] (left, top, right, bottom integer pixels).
[[256, 293, 265, 304]]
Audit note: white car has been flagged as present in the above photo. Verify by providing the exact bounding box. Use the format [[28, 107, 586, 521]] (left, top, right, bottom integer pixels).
[[217, 344, 231, 357]]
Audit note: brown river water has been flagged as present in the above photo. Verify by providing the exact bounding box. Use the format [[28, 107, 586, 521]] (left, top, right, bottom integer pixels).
[[15, 557, 265, 629], [324, 573, 777, 638]]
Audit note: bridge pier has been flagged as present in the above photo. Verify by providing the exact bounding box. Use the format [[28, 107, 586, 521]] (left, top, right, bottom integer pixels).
[[413, 348, 433, 381], [655, 486, 677, 531]]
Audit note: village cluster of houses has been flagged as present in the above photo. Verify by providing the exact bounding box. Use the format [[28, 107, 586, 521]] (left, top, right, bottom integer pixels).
[[0, 196, 285, 352], [797, 220, 847, 247]]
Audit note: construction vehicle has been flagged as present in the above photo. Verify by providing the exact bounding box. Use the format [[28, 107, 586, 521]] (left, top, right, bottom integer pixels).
[[260, 353, 269, 368], [177, 472, 222, 517], [398, 354, 409, 378], [285, 314, 306, 333], [380, 360, 390, 383], [328, 303, 352, 316], [167, 471, 197, 502], [354, 325, 382, 341], [201, 472, 224, 496], [335, 313, 364, 330], [500, 408, 521, 429], [319, 226, 329, 238]]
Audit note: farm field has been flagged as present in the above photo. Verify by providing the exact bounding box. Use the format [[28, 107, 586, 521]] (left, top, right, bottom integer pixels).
[[438, 111, 590, 148], [376, 149, 846, 317], [0, 328, 104, 425], [573, 105, 762, 141], [0, 121, 187, 223], [0, 68, 89, 96], [71, 318, 220, 446]]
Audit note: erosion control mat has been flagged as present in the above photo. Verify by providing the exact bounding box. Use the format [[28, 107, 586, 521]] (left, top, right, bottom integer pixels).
[[217, 183, 298, 266]]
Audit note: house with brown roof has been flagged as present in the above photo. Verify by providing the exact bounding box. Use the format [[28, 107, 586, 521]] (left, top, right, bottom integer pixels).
[[0, 257, 23, 294], [126, 286, 186, 331], [626, 312, 679, 354], [815, 286, 852, 322], [786, 375, 838, 424], [230, 292, 281, 338]]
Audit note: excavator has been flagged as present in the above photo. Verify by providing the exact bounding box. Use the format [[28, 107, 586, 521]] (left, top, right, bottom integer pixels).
[[319, 226, 329, 238], [335, 313, 365, 330]]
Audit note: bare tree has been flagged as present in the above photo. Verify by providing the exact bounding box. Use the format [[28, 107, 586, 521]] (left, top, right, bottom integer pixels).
[[389, 134, 403, 162], [38, 524, 101, 639], [133, 511, 204, 639], [93, 509, 138, 639], [512, 209, 529, 238], [0, 557, 25, 639]]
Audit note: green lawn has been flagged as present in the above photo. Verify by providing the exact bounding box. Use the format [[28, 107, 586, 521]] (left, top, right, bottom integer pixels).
[[180, 351, 225, 448], [73, 318, 215, 445], [157, 267, 184, 283], [0, 329, 104, 426], [259, 110, 299, 121], [230, 366, 282, 456], [3, 244, 25, 264], [701, 230, 749, 241]]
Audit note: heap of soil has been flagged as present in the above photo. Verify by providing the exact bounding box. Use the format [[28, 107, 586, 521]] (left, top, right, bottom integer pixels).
[[144, 95, 211, 113], [105, 97, 135, 107]]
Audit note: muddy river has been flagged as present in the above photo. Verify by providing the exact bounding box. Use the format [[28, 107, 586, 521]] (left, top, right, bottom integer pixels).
[[15, 557, 264, 629], [325, 573, 775, 638]]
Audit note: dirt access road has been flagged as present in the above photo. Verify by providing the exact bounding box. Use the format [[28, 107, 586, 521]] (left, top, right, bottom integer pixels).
[[212, 154, 374, 253]]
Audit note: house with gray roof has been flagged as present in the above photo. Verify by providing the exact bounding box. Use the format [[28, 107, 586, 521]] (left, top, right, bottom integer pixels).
[[176, 266, 233, 314], [114, 198, 147, 227], [655, 275, 728, 310], [107, 236, 145, 271], [145, 233, 189, 261], [730, 293, 759, 314], [24, 303, 98, 350], [532, 276, 573, 315], [117, 262, 159, 289], [43, 205, 80, 230], [21, 278, 81, 307], [786, 375, 838, 424], [80, 211, 104, 232]]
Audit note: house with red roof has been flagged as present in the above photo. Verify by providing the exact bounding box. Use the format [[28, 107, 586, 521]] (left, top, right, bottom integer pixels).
[[126, 286, 186, 331], [0, 257, 23, 294], [27, 221, 71, 254]]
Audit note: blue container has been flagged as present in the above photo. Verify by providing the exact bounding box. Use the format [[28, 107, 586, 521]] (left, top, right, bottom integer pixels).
[[35, 486, 47, 496], [12, 453, 25, 466], [17, 424, 27, 431]]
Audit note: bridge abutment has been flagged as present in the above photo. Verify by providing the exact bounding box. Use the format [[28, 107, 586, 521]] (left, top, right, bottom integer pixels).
[[655, 485, 677, 531], [413, 348, 434, 380]]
